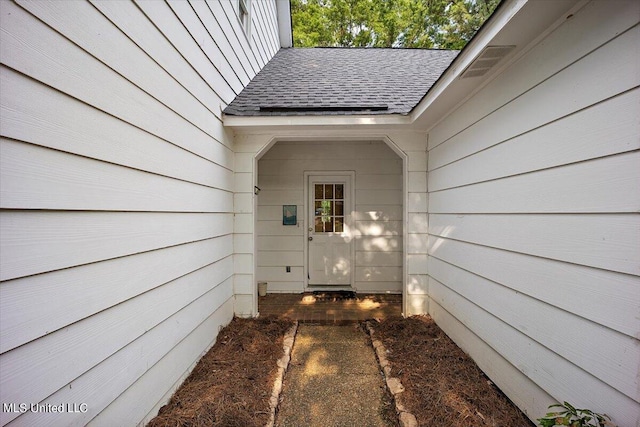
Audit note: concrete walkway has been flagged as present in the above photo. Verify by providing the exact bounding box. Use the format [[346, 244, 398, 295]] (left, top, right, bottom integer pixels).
[[275, 325, 392, 427]]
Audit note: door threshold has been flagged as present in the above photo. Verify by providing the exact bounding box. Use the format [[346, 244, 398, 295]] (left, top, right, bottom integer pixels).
[[307, 287, 357, 300], [306, 286, 354, 292]]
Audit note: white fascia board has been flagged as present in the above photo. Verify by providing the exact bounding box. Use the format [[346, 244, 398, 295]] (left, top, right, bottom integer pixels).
[[409, 0, 528, 123], [223, 113, 412, 130], [276, 0, 292, 48]]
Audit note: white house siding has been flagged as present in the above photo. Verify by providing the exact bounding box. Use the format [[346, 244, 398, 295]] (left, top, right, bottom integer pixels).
[[426, 1, 640, 425], [0, 1, 279, 426], [256, 140, 403, 294]]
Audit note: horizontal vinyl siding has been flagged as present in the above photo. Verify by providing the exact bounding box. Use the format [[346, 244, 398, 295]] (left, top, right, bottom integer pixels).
[[218, 0, 266, 70], [426, 1, 640, 425], [0, 237, 232, 354], [257, 141, 403, 293], [0, 138, 233, 213], [250, 0, 280, 66], [208, 0, 260, 75], [87, 297, 234, 427], [0, 1, 280, 425]]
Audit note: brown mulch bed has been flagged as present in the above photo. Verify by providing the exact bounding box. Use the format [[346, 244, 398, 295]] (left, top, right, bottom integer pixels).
[[147, 314, 533, 427], [371, 315, 535, 427], [147, 316, 294, 427]]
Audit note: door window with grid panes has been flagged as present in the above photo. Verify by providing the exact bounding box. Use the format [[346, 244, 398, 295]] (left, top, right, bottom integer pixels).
[[313, 184, 344, 233]]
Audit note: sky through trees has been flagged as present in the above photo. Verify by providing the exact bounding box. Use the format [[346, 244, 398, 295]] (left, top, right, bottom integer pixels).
[[291, 0, 501, 49]]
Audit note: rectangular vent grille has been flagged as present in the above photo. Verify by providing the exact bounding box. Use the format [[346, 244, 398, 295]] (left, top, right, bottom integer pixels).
[[460, 45, 515, 79]]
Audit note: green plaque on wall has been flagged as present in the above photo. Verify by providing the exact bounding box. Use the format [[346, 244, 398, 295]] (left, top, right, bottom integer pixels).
[[283, 205, 297, 225]]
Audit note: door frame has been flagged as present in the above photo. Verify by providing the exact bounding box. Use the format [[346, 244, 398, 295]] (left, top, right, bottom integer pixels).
[[303, 171, 356, 291]]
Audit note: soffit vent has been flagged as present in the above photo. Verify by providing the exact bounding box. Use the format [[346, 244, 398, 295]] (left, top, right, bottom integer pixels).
[[460, 45, 515, 79]]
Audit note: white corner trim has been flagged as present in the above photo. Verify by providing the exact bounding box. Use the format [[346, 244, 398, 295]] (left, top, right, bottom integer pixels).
[[276, 0, 292, 48]]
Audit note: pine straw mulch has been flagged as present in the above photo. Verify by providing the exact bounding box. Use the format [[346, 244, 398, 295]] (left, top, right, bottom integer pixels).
[[147, 315, 533, 427], [370, 315, 535, 427], [147, 316, 294, 427]]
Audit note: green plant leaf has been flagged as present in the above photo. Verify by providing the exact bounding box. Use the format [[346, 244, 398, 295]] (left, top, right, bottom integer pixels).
[[537, 418, 557, 427], [540, 402, 617, 427], [549, 404, 567, 410], [564, 402, 578, 415]]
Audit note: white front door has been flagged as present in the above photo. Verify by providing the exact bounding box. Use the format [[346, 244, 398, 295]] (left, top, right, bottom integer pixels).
[[307, 174, 353, 287]]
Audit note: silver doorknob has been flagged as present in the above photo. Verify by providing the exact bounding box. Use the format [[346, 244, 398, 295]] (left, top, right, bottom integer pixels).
[[308, 236, 313, 241]]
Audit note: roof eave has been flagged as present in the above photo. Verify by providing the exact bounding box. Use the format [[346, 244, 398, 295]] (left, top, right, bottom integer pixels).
[[223, 113, 412, 130], [225, 0, 583, 133], [410, 0, 583, 131], [409, 0, 529, 129]]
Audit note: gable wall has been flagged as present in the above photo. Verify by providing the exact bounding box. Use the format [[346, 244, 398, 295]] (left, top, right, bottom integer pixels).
[[0, 1, 279, 425], [425, 1, 640, 424], [256, 140, 403, 294]]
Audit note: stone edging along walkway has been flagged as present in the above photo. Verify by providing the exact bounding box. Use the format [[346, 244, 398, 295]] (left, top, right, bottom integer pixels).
[[265, 321, 416, 427], [366, 323, 418, 427], [266, 321, 298, 427]]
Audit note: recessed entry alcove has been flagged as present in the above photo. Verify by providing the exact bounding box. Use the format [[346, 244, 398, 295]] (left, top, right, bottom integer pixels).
[[255, 140, 404, 295]]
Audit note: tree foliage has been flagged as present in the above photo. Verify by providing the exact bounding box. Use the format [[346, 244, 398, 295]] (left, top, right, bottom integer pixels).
[[291, 0, 501, 49]]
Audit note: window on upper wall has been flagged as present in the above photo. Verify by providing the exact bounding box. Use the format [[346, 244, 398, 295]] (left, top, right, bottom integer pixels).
[[237, 0, 251, 37]]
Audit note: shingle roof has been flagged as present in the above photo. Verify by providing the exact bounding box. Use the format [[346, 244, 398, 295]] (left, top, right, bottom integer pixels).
[[223, 48, 459, 116]]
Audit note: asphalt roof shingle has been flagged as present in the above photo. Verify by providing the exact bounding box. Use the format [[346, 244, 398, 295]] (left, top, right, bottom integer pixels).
[[223, 48, 459, 116]]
